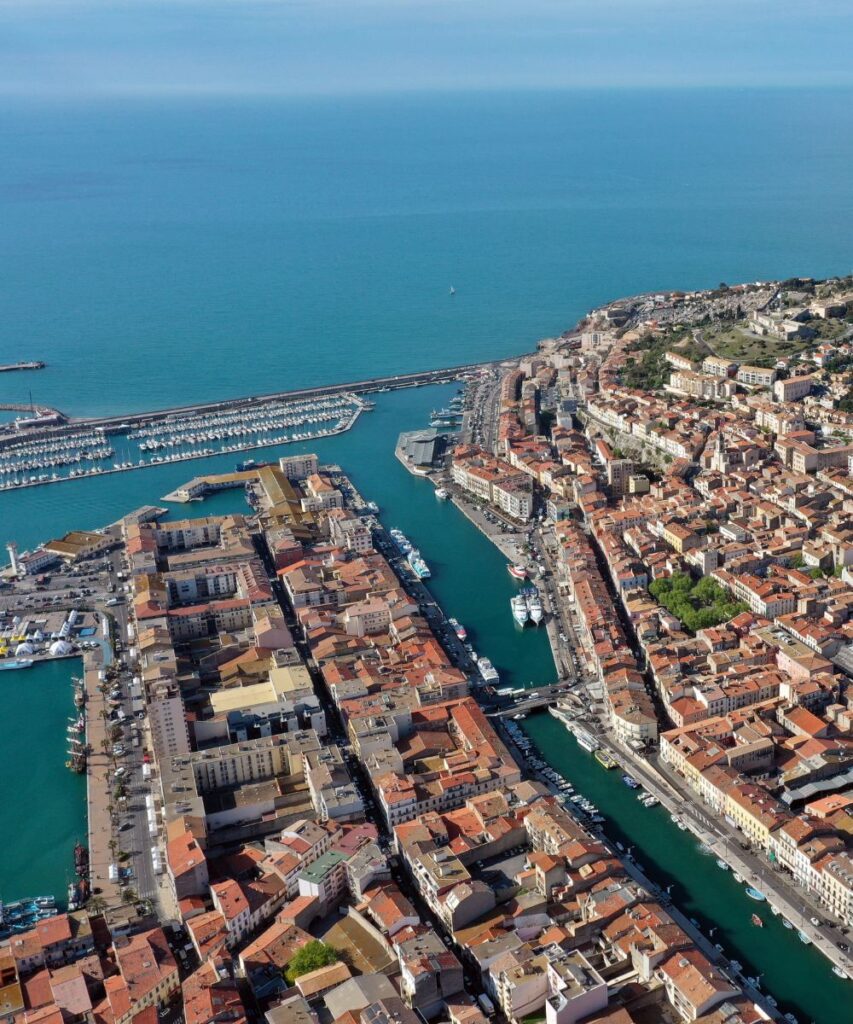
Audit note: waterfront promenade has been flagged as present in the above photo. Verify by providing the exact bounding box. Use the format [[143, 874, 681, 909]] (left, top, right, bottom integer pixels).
[[83, 657, 122, 909]]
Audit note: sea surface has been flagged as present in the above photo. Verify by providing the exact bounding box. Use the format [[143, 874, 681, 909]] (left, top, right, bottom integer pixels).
[[1, 89, 852, 1021], [1, 89, 853, 417]]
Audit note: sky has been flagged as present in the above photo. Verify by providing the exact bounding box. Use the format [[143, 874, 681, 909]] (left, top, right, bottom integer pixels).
[[0, 0, 852, 98]]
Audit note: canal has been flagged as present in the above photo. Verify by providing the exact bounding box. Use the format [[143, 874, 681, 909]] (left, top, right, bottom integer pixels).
[[2, 382, 847, 1020], [0, 658, 87, 904], [522, 713, 847, 1024]]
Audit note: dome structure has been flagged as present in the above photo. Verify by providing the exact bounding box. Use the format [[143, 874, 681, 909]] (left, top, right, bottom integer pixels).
[[49, 639, 73, 657], [14, 642, 35, 656]]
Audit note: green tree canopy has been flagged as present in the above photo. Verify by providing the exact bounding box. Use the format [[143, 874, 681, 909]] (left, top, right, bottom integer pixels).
[[285, 940, 339, 983], [649, 571, 746, 634]]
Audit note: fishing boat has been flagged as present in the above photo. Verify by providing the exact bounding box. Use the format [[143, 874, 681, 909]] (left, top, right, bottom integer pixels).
[[744, 887, 766, 902], [448, 618, 467, 642], [751, 913, 763, 928]]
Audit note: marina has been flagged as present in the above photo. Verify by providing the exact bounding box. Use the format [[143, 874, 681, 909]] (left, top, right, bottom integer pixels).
[[0, 393, 369, 491]]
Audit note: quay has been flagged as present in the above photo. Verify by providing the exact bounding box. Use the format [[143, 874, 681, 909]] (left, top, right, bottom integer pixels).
[[82, 650, 123, 911]]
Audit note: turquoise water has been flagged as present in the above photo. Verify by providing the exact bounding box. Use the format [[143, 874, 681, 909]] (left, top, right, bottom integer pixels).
[[0, 659, 87, 903], [523, 714, 846, 1024], [1, 89, 853, 417]]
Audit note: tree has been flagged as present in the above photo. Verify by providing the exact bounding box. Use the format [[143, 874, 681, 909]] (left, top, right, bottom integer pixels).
[[87, 895, 107, 915], [285, 940, 339, 983]]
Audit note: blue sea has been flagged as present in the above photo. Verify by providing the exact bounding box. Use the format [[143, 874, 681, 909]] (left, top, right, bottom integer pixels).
[[1, 88, 852, 419]]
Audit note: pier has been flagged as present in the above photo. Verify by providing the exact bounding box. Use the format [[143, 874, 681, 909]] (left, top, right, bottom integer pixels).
[[0, 361, 45, 374], [69, 361, 497, 432]]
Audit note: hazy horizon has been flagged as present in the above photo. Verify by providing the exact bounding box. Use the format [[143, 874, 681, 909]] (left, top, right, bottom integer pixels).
[[1, 0, 852, 99]]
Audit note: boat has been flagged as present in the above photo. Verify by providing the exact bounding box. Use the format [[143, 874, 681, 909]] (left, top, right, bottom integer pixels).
[[744, 887, 766, 902], [797, 930, 811, 944], [407, 550, 431, 579], [751, 913, 763, 928], [236, 458, 260, 472], [449, 286, 456, 296], [0, 659, 34, 671], [526, 590, 544, 626], [715, 859, 729, 871], [782, 918, 793, 929], [594, 749, 617, 770], [507, 564, 527, 580], [733, 873, 743, 883], [435, 487, 449, 500], [477, 658, 499, 684], [574, 728, 598, 753], [448, 618, 467, 642], [511, 595, 529, 626], [622, 774, 640, 789], [832, 966, 848, 980], [770, 904, 780, 916]]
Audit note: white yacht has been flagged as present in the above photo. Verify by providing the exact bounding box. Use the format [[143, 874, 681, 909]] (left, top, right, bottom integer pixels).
[[511, 595, 529, 626], [526, 591, 543, 625], [477, 658, 500, 684]]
